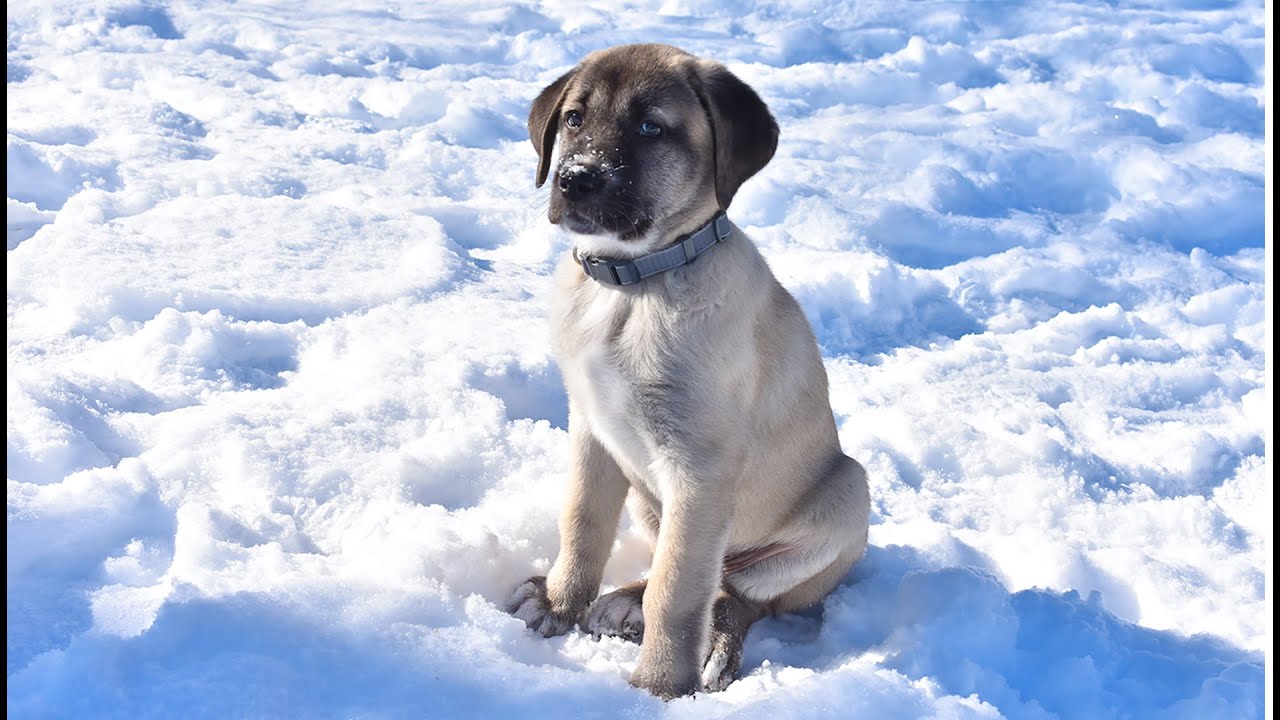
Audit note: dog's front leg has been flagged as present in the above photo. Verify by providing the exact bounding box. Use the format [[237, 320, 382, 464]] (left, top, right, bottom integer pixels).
[[506, 411, 630, 636], [629, 458, 734, 699]]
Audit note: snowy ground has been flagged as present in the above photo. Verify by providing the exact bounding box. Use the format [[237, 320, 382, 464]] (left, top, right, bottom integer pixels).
[[6, 0, 1270, 718]]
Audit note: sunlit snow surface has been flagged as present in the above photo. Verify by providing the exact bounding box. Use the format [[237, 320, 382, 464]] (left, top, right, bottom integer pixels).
[[6, 1, 1268, 717]]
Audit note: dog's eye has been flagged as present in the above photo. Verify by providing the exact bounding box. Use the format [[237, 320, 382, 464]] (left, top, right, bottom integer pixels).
[[638, 120, 663, 137], [564, 110, 583, 128]]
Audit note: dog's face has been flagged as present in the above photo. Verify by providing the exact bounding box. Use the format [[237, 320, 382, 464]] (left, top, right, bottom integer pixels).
[[528, 44, 779, 254]]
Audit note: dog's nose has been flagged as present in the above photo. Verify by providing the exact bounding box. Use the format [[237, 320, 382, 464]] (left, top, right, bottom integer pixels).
[[558, 167, 605, 201]]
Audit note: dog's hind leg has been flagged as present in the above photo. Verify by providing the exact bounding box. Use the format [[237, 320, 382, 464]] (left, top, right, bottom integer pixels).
[[726, 454, 870, 613], [701, 587, 765, 692]]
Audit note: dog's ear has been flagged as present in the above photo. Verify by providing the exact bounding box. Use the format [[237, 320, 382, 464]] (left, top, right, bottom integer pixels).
[[528, 69, 577, 188], [691, 61, 779, 210]]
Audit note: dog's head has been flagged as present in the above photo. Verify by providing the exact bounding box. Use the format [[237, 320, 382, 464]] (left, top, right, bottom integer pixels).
[[528, 44, 778, 253]]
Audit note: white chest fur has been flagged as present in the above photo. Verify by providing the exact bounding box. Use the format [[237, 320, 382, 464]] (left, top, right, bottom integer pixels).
[[557, 283, 665, 497], [577, 347, 654, 479]]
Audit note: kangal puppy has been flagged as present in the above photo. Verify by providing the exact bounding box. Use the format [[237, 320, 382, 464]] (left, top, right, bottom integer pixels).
[[505, 43, 870, 700]]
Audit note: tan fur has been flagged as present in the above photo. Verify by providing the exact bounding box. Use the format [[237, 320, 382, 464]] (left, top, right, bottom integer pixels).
[[505, 43, 870, 700]]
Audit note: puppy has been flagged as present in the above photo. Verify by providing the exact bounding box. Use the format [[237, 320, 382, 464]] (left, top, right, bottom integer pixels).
[[505, 43, 870, 699]]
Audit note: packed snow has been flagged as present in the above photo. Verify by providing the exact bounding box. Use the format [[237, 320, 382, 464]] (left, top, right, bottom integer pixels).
[[6, 0, 1269, 717]]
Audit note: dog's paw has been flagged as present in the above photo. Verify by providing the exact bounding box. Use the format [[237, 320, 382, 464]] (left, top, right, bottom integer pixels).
[[700, 630, 744, 692], [504, 576, 578, 637], [629, 662, 700, 700], [581, 584, 645, 642]]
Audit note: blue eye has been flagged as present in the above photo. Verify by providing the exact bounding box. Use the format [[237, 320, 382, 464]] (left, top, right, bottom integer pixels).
[[638, 120, 663, 137]]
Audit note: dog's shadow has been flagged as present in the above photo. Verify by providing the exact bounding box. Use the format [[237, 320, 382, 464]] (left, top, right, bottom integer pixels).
[[739, 543, 1262, 718]]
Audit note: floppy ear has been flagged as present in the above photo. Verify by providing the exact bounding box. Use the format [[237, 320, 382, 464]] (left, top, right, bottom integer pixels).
[[691, 61, 779, 209], [528, 69, 577, 188]]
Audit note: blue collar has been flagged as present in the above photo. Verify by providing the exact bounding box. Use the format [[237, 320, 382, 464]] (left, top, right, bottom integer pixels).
[[573, 212, 732, 286]]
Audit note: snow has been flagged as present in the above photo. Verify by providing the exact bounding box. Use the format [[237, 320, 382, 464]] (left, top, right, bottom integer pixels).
[[6, 0, 1269, 717]]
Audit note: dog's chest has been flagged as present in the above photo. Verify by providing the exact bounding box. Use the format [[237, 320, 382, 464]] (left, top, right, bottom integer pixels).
[[578, 347, 653, 477], [557, 288, 671, 491]]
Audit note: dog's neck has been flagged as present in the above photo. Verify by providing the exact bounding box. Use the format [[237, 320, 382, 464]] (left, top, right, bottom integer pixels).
[[569, 212, 732, 287]]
